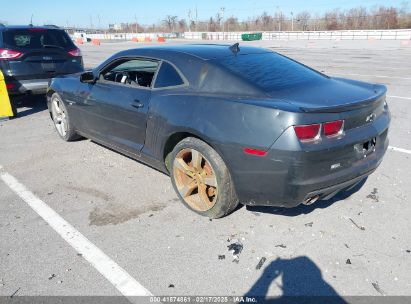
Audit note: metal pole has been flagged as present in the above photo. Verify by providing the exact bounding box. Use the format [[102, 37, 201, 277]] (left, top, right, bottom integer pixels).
[[221, 7, 225, 40], [276, 6, 280, 32], [291, 12, 294, 31], [195, 6, 198, 32], [188, 10, 191, 32]]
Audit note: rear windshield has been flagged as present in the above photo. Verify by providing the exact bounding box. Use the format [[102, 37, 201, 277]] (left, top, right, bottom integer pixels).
[[3, 29, 74, 50], [215, 52, 327, 91]]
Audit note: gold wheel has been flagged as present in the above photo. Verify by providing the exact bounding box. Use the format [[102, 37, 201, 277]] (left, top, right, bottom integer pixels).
[[173, 148, 218, 212]]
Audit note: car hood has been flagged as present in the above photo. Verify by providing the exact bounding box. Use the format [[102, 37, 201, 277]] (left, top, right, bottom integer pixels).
[[267, 77, 386, 113]]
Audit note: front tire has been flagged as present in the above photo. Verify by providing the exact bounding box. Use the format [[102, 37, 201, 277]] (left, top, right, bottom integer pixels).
[[170, 137, 239, 218], [50, 93, 80, 141]]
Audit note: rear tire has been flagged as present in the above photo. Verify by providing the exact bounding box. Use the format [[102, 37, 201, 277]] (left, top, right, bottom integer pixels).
[[170, 137, 239, 218], [10, 99, 18, 118], [50, 93, 80, 141]]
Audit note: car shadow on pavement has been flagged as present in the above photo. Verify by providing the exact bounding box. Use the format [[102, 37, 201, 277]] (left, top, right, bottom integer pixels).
[[11, 95, 48, 118], [245, 256, 347, 303], [246, 178, 367, 217]]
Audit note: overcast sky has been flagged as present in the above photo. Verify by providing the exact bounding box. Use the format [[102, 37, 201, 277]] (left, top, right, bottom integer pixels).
[[1, 0, 407, 28]]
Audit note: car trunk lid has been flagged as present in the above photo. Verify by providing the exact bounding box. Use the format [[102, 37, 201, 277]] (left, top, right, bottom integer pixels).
[[268, 77, 387, 130], [269, 77, 386, 113]]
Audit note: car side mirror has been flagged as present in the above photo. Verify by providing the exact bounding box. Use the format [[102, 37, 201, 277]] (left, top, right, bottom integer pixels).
[[80, 71, 96, 84]]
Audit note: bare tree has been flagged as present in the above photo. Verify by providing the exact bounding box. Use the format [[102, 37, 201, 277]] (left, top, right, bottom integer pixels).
[[163, 15, 178, 32], [296, 11, 311, 31], [260, 12, 274, 30], [208, 17, 218, 32], [324, 9, 342, 30], [224, 16, 239, 32], [399, 1, 411, 27], [178, 19, 187, 32], [105, 3, 410, 33], [343, 7, 366, 29], [379, 6, 399, 29]]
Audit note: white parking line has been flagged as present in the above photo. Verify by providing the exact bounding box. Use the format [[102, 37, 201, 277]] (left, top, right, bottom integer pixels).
[[387, 95, 411, 100], [389, 146, 411, 155], [0, 166, 152, 298]]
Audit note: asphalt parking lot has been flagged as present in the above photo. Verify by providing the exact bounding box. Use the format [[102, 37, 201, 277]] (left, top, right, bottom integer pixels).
[[1, 39, 410, 300]]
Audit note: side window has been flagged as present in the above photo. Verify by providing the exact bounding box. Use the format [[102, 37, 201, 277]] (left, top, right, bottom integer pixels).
[[154, 62, 185, 88], [100, 58, 159, 88]]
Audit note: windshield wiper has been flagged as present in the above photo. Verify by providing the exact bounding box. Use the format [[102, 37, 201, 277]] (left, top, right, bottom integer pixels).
[[42, 44, 65, 50]]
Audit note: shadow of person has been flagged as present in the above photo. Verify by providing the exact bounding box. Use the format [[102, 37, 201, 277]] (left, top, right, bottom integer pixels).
[[245, 257, 347, 304], [246, 178, 367, 217]]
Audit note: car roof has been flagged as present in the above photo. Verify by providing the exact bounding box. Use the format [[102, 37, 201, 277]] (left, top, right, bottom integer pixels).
[[123, 44, 271, 60], [0, 25, 62, 31]]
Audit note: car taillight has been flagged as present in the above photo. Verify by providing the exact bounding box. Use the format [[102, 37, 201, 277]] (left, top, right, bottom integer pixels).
[[5, 83, 14, 90], [294, 124, 321, 141], [0, 48, 23, 60], [324, 120, 344, 137], [68, 48, 82, 57]]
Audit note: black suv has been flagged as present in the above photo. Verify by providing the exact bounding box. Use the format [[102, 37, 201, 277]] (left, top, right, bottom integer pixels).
[[0, 25, 84, 96]]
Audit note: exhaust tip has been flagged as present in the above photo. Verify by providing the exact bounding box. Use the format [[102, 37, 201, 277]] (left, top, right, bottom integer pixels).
[[303, 195, 320, 206]]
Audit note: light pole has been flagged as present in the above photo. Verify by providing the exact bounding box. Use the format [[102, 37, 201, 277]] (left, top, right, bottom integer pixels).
[[188, 9, 192, 32], [276, 6, 281, 32], [220, 7, 225, 38], [291, 12, 294, 31], [195, 6, 198, 32]]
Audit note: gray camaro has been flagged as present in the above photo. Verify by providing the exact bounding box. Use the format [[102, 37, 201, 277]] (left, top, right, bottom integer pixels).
[[47, 44, 390, 218]]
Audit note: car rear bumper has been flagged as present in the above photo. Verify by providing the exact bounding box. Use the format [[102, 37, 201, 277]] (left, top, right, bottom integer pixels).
[[228, 109, 390, 207], [301, 169, 374, 204], [7, 79, 49, 95]]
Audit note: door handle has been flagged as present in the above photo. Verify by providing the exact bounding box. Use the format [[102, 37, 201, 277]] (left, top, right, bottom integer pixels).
[[131, 100, 144, 109]]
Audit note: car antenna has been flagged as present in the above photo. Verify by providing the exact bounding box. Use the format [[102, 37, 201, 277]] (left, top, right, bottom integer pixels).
[[229, 43, 240, 56]]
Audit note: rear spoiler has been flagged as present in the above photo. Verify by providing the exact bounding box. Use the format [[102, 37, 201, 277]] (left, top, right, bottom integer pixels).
[[300, 88, 386, 113]]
